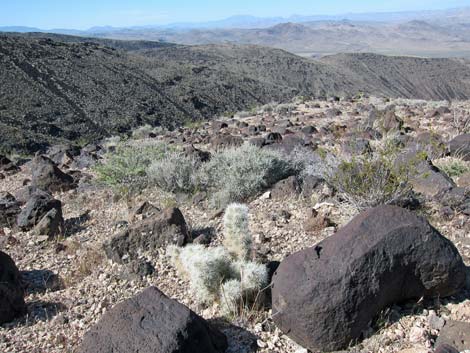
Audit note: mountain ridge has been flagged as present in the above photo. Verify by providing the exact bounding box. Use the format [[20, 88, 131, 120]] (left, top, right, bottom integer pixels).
[[2, 34, 470, 153]]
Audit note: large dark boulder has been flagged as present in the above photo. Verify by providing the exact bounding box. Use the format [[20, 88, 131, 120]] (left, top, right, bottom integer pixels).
[[17, 190, 63, 231], [0, 251, 25, 324], [104, 208, 189, 263], [79, 286, 227, 353], [46, 144, 80, 168], [435, 320, 470, 352], [448, 134, 470, 161], [271, 176, 300, 199], [0, 155, 19, 174], [271, 205, 466, 352], [396, 149, 455, 199], [434, 344, 459, 353], [211, 134, 243, 150], [31, 155, 76, 193], [0, 192, 21, 228]]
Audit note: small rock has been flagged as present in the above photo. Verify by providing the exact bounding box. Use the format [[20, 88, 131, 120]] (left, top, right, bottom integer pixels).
[[428, 310, 446, 331], [409, 326, 427, 344]]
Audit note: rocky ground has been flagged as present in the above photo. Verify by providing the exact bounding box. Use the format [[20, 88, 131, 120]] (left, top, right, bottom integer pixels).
[[0, 96, 470, 353]]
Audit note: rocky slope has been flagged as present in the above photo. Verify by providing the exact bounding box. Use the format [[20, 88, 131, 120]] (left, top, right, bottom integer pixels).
[[3, 34, 470, 154], [0, 96, 469, 353], [321, 53, 470, 101], [0, 35, 354, 154]]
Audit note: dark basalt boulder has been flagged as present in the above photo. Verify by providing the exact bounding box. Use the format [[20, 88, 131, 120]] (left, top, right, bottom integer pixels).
[[104, 208, 189, 263], [31, 155, 76, 193], [448, 134, 470, 161], [435, 320, 470, 352], [46, 144, 80, 168], [0, 155, 20, 174], [17, 190, 63, 231], [211, 134, 243, 150], [271, 205, 466, 352], [434, 344, 459, 353], [0, 251, 25, 324], [79, 286, 227, 353], [0, 192, 21, 228]]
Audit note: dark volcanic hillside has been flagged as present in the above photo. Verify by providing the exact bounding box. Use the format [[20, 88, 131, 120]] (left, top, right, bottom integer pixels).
[[136, 44, 358, 116], [0, 36, 193, 153], [3, 34, 470, 154], [321, 53, 470, 101], [0, 36, 358, 153], [3, 31, 177, 51]]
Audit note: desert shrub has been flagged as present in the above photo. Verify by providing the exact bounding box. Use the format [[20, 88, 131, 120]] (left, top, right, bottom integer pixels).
[[434, 157, 470, 178], [184, 119, 205, 130], [274, 103, 296, 115], [234, 111, 252, 119], [147, 152, 200, 193], [131, 124, 153, 139], [452, 110, 470, 134], [290, 146, 338, 181], [223, 203, 252, 261], [328, 152, 413, 210], [169, 203, 268, 317], [102, 135, 122, 150], [199, 143, 294, 208], [94, 142, 172, 194]]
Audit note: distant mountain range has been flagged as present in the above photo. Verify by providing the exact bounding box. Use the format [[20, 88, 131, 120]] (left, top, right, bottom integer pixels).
[[3, 7, 470, 58], [2, 7, 470, 32]]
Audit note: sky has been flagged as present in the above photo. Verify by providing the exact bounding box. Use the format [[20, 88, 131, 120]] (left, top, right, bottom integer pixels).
[[2, 0, 470, 30]]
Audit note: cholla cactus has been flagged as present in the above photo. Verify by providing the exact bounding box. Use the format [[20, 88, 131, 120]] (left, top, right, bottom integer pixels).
[[220, 261, 269, 316], [237, 261, 269, 294], [223, 203, 252, 261], [220, 279, 242, 315], [169, 244, 234, 304], [168, 204, 270, 316]]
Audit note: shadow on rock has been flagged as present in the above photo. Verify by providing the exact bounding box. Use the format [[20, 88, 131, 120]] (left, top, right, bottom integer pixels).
[[21, 301, 67, 326], [191, 226, 216, 244], [211, 319, 259, 353], [64, 210, 91, 237], [21, 269, 63, 295]]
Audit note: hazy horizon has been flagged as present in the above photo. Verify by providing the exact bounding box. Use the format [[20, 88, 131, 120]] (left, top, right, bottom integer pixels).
[[2, 0, 470, 30]]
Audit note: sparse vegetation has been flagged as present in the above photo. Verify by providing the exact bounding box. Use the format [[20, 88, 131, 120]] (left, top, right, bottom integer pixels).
[[93, 142, 172, 195], [199, 143, 295, 208], [147, 152, 200, 193], [131, 124, 154, 139], [222, 204, 252, 261], [327, 152, 414, 210], [434, 156, 470, 178], [95, 141, 293, 206], [168, 203, 268, 317]]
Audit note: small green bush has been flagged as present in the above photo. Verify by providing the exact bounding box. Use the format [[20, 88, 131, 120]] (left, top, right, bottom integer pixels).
[[199, 143, 294, 208], [434, 157, 470, 178], [94, 142, 171, 194], [328, 152, 413, 210]]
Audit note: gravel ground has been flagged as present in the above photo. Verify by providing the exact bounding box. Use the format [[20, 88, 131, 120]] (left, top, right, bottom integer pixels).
[[1, 97, 469, 353]]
